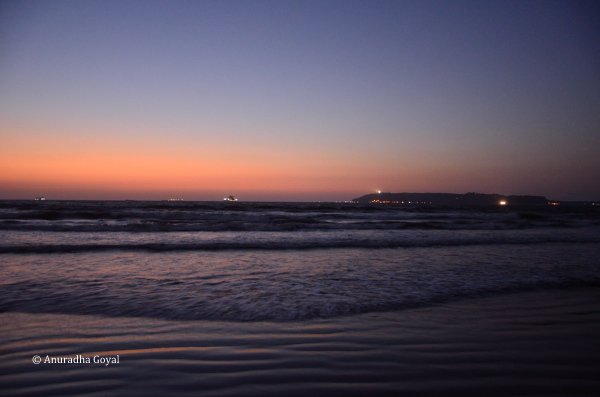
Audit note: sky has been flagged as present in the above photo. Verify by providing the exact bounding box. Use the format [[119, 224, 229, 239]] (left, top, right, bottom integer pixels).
[[1, 0, 599, 201]]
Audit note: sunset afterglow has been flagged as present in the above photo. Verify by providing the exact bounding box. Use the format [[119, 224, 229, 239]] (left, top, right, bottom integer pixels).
[[2, 3, 600, 396], [1, 1, 599, 200]]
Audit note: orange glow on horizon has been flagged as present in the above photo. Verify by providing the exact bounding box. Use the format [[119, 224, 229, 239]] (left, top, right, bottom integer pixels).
[[1, 122, 391, 197], [2, 120, 583, 200]]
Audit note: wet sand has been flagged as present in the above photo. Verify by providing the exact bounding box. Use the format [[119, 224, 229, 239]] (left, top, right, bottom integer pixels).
[[1, 287, 599, 396]]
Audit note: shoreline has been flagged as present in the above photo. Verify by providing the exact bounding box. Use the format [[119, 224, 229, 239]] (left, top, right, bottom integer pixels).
[[2, 286, 599, 396]]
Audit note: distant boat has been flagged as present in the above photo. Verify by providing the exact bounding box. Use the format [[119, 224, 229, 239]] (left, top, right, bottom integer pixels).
[[34, 197, 46, 201], [223, 195, 238, 202]]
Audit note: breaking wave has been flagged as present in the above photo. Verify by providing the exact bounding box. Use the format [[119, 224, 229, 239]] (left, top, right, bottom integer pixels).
[[1, 200, 599, 232], [1, 233, 599, 253], [1, 243, 599, 321]]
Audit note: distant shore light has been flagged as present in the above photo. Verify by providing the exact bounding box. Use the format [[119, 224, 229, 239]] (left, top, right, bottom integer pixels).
[[376, 190, 382, 194], [499, 200, 507, 206]]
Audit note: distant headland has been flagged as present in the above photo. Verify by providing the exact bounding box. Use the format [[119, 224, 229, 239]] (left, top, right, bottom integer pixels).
[[352, 192, 597, 208]]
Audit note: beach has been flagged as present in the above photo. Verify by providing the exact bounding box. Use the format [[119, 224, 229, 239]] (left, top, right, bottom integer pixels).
[[1, 201, 599, 395], [2, 287, 599, 396], [4, 1, 600, 394], [3, 0, 600, 394]]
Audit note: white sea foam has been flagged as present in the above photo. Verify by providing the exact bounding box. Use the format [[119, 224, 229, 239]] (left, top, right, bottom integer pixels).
[[1, 243, 599, 321]]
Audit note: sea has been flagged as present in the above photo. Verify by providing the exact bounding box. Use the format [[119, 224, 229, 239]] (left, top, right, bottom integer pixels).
[[1, 200, 600, 396], [1, 200, 600, 321]]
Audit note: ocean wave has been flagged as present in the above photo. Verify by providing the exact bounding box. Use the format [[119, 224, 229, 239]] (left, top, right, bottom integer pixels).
[[1, 278, 598, 322], [0, 217, 596, 233], [1, 242, 599, 322], [1, 234, 599, 253], [1, 201, 598, 233]]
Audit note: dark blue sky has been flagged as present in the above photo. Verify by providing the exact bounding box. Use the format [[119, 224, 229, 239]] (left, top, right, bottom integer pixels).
[[1, 0, 599, 200]]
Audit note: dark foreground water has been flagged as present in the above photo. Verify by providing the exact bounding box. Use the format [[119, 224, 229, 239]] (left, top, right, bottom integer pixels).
[[1, 200, 599, 395], [2, 289, 599, 396]]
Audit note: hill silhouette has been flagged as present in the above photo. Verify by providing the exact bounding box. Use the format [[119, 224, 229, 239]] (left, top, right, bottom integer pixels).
[[353, 192, 548, 207]]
